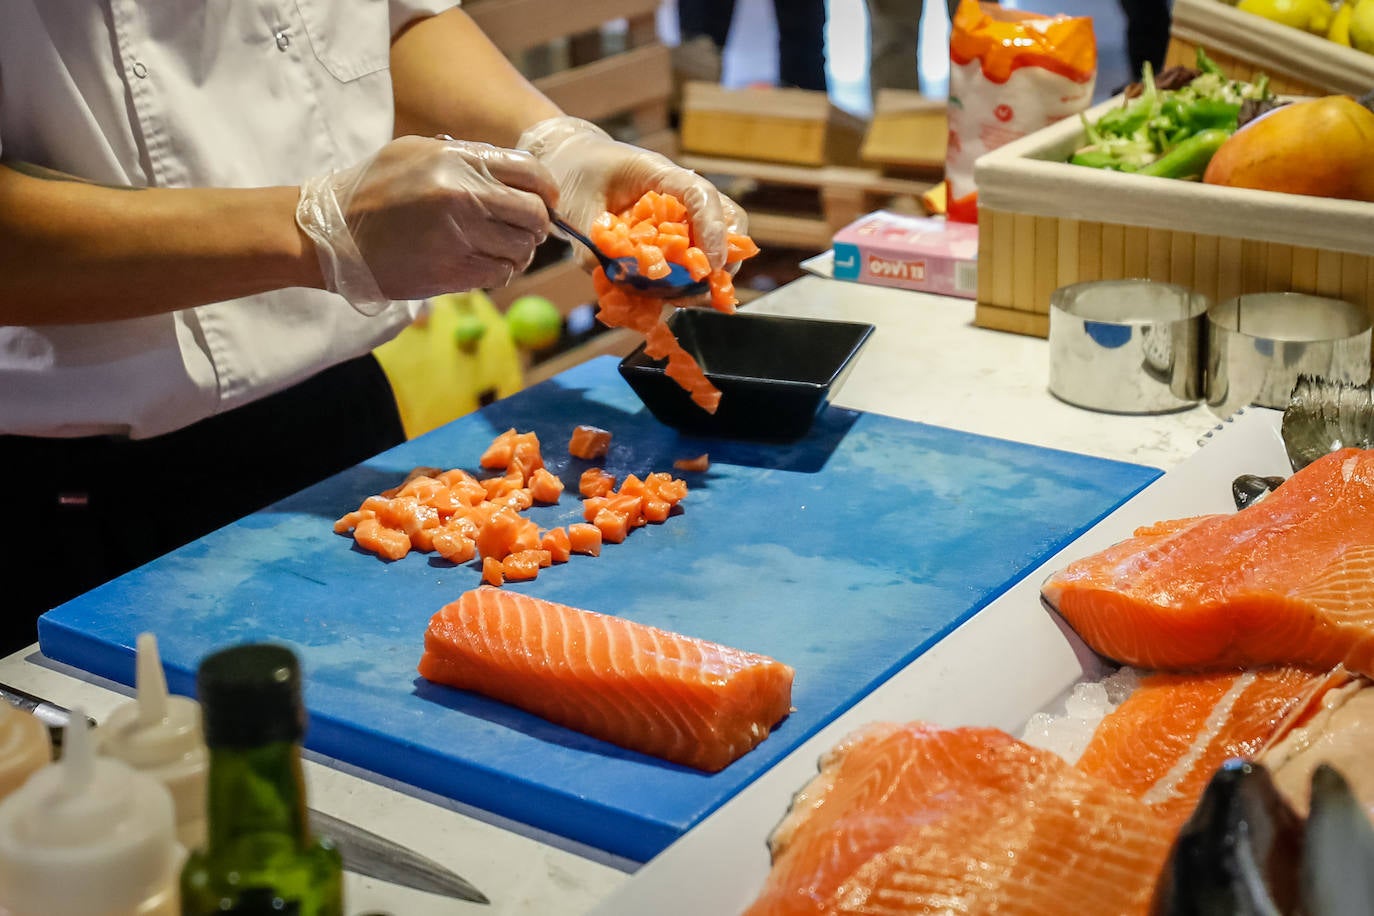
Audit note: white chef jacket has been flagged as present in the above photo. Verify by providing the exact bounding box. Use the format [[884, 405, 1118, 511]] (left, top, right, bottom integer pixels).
[[0, 0, 457, 439]]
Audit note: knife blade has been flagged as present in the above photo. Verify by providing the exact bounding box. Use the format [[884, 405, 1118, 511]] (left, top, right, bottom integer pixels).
[[309, 807, 489, 905], [0, 681, 489, 905], [0, 681, 97, 755]]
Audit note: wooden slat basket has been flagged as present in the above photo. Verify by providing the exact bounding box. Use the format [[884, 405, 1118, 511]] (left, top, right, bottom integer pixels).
[[971, 95, 1374, 339], [1166, 0, 1374, 97]]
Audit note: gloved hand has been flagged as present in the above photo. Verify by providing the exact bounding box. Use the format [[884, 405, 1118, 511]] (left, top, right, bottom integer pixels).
[[296, 135, 558, 316], [518, 116, 746, 275]]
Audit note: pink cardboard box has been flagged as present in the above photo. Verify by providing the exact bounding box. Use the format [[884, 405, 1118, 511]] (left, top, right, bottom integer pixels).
[[831, 211, 979, 299]]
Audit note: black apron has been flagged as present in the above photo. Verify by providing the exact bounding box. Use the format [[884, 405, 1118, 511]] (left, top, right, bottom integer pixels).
[[1, 354, 405, 656]]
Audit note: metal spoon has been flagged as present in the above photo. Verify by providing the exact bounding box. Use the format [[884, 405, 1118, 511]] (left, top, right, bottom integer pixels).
[[549, 211, 708, 300]]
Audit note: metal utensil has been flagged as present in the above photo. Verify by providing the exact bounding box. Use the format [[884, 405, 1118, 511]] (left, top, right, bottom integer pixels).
[[1048, 279, 1208, 414], [309, 808, 489, 905], [1205, 292, 1372, 418], [549, 211, 708, 299], [0, 682, 488, 905], [0, 681, 96, 755]]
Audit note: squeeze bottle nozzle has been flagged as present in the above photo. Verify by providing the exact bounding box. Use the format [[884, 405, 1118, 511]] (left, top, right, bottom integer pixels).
[[0, 710, 181, 916], [98, 633, 208, 851]]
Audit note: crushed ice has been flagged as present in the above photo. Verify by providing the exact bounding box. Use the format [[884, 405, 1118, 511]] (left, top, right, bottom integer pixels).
[[1020, 667, 1142, 764]]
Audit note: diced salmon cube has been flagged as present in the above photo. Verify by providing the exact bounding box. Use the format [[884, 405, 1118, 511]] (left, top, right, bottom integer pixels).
[[540, 527, 571, 563], [480, 428, 518, 469], [579, 468, 616, 499], [501, 551, 542, 581], [354, 518, 410, 561], [482, 555, 505, 586], [568, 425, 613, 461], [529, 468, 564, 504], [433, 529, 477, 564], [568, 523, 603, 557], [593, 508, 630, 544]]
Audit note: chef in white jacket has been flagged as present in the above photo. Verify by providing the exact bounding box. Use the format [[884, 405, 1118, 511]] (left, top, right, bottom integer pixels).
[[0, 1, 742, 651]]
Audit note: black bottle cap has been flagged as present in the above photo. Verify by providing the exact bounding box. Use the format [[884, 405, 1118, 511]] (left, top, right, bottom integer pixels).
[[197, 643, 306, 748]]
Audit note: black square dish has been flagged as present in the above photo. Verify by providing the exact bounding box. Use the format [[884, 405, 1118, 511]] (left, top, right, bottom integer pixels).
[[618, 308, 875, 440]]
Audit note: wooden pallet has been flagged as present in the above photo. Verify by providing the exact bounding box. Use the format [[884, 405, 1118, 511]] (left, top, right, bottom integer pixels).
[[860, 89, 947, 180], [679, 153, 938, 251], [679, 82, 866, 168]]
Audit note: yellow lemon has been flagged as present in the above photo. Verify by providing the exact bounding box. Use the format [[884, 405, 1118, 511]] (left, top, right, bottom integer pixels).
[[1329, 1, 1355, 43], [1350, 0, 1374, 50], [1237, 0, 1334, 31]]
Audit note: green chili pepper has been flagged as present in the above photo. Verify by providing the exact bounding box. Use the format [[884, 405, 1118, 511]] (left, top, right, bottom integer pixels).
[[1196, 47, 1224, 77], [1179, 97, 1241, 133], [1070, 149, 1130, 170], [1136, 128, 1232, 180]]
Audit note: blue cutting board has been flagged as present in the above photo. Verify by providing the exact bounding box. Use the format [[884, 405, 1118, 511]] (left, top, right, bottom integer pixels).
[[38, 356, 1159, 862]]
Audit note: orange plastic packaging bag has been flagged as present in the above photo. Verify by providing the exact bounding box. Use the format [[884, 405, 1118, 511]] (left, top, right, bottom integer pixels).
[[945, 0, 1097, 223]]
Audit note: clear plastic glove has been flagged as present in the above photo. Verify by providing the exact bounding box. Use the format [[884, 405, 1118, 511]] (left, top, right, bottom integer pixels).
[[296, 135, 558, 316], [518, 116, 746, 275]]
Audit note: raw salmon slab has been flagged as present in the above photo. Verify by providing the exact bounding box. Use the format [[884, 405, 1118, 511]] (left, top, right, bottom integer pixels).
[[745, 723, 1174, 915], [419, 588, 795, 772], [1044, 448, 1374, 676]]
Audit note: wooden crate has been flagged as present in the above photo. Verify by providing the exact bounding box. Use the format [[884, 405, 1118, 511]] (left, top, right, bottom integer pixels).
[[679, 82, 867, 168], [1167, 0, 1374, 97], [679, 153, 936, 252], [860, 89, 947, 179], [972, 95, 1374, 339]]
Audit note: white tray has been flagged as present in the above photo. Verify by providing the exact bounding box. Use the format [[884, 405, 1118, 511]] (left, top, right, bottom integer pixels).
[[589, 407, 1289, 915]]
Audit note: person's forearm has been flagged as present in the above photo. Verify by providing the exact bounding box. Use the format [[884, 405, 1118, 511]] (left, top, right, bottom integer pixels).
[[390, 8, 563, 147], [0, 162, 322, 325]]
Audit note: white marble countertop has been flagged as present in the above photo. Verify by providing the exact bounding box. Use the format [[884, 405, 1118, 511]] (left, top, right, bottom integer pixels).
[[0, 274, 1226, 915]]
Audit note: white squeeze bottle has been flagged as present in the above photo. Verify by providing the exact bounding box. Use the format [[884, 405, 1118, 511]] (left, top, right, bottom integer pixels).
[[98, 633, 209, 850], [0, 709, 182, 916], [0, 702, 49, 801]]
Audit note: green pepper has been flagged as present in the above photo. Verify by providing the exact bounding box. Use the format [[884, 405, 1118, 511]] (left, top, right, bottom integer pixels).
[[1136, 128, 1232, 180], [1071, 149, 1132, 170], [1095, 100, 1153, 138], [1179, 97, 1241, 133], [1195, 47, 1224, 78]]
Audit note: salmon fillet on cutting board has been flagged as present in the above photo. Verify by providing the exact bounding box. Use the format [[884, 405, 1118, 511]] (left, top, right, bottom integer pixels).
[[418, 588, 794, 772], [1041, 448, 1374, 675], [744, 723, 1174, 916], [1075, 666, 1319, 828]]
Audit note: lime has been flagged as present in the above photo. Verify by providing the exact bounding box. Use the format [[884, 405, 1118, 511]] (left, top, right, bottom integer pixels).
[[453, 313, 487, 353], [506, 296, 563, 350]]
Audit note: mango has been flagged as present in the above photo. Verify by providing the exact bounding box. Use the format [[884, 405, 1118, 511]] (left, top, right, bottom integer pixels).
[[1203, 95, 1374, 202]]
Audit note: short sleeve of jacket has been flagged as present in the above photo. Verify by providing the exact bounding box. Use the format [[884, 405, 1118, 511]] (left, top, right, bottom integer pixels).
[[390, 0, 460, 35]]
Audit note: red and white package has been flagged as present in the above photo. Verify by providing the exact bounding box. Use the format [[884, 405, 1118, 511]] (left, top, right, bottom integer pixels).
[[946, 0, 1097, 223]]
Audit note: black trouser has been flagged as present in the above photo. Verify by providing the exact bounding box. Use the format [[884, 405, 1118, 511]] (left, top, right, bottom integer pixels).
[[1, 354, 405, 657], [1118, 0, 1172, 78], [680, 0, 829, 91]]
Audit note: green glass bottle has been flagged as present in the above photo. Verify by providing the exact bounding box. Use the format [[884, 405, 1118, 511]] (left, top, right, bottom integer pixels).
[[180, 644, 343, 916]]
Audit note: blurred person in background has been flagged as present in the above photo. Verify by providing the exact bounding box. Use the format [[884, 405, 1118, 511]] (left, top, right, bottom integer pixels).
[[865, 0, 958, 101], [677, 0, 829, 91], [1119, 0, 1173, 78]]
